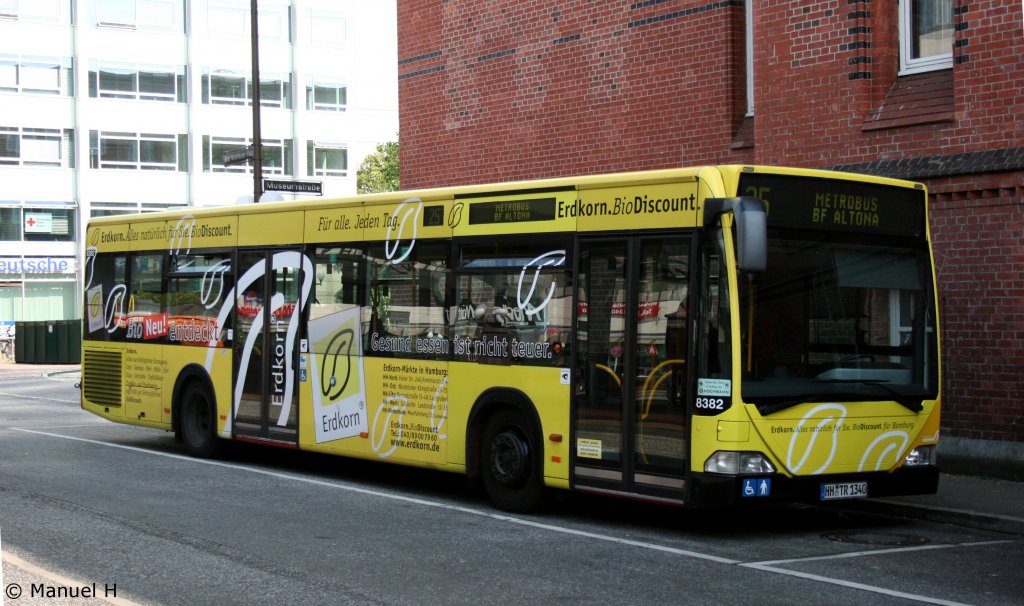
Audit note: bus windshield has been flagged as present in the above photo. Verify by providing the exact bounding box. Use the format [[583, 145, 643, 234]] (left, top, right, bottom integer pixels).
[[739, 231, 938, 414]]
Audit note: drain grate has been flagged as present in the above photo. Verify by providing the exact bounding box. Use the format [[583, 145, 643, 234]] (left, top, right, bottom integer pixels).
[[823, 532, 931, 546]]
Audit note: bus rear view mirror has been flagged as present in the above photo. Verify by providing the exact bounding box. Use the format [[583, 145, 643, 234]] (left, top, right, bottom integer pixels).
[[704, 197, 767, 272]]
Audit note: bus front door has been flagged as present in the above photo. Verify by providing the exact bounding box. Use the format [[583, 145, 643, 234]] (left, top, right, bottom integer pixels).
[[574, 236, 692, 502], [232, 249, 305, 443]]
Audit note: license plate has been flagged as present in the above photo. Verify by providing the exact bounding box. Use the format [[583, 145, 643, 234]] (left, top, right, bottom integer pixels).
[[820, 481, 868, 500]]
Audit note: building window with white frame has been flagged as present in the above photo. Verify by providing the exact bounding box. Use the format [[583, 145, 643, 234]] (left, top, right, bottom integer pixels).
[[95, 0, 182, 33], [0, 206, 21, 240], [202, 135, 292, 175], [207, 0, 290, 42], [90, 201, 186, 218], [0, 0, 69, 23], [309, 9, 345, 46], [202, 68, 291, 109], [899, 0, 953, 74], [306, 142, 347, 177], [306, 78, 346, 111], [22, 205, 75, 242], [89, 131, 186, 171], [89, 60, 186, 102], [0, 204, 76, 242], [0, 127, 74, 168], [0, 54, 73, 95]]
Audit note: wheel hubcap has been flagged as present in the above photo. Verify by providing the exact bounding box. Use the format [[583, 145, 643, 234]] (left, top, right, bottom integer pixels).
[[490, 430, 529, 486]]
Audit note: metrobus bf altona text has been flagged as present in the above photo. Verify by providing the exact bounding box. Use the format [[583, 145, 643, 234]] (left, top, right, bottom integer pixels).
[[81, 165, 940, 512]]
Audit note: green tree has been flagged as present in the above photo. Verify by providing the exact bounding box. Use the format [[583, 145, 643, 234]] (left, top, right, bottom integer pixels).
[[357, 141, 399, 193]]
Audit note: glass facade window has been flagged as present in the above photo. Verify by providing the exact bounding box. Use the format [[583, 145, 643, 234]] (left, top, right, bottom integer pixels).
[[89, 61, 185, 102], [0, 0, 67, 24], [207, 1, 290, 42], [306, 142, 347, 177], [23, 206, 75, 242], [0, 206, 76, 241], [0, 127, 74, 168], [90, 131, 185, 171], [0, 54, 73, 95], [90, 201, 186, 218], [260, 138, 292, 175], [309, 10, 345, 46], [95, 0, 182, 33], [202, 68, 291, 108], [204, 69, 246, 105], [202, 135, 292, 175], [306, 79, 346, 111], [0, 207, 20, 240]]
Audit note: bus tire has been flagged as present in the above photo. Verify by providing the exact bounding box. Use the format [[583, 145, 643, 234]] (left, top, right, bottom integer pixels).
[[180, 382, 222, 458], [480, 408, 544, 513]]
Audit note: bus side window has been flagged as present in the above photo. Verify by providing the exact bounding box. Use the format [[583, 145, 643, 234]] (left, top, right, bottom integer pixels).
[[454, 240, 571, 367], [165, 252, 233, 346], [84, 253, 127, 342], [700, 233, 730, 379], [363, 242, 448, 360]]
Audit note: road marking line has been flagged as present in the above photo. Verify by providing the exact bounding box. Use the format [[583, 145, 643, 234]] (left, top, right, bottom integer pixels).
[[0, 392, 78, 404], [740, 563, 973, 606], [745, 538, 1011, 567]]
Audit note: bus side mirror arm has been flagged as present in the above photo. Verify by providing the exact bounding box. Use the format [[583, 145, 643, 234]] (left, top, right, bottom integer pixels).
[[704, 197, 768, 273]]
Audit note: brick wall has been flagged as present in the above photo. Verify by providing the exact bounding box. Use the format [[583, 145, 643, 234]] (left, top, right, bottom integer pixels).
[[398, 0, 1024, 444]]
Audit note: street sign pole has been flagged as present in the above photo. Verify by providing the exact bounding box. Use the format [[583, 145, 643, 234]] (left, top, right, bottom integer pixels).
[[250, 0, 263, 202]]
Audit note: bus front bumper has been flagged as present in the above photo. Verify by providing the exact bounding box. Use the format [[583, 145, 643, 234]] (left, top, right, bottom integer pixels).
[[688, 466, 940, 507]]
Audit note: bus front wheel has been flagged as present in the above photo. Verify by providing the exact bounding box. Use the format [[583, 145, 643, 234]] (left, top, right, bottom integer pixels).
[[180, 383, 222, 458], [481, 408, 544, 513]]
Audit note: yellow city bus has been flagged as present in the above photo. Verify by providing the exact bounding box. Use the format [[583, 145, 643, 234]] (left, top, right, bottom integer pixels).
[[81, 165, 940, 512]]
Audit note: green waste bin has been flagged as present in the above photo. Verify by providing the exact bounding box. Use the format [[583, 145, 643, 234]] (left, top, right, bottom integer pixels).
[[68, 320, 82, 364], [56, 321, 70, 364], [22, 322, 37, 363], [44, 322, 58, 363], [13, 322, 25, 363]]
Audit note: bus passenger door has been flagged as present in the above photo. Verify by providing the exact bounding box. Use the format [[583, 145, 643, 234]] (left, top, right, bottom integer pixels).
[[233, 249, 305, 443], [574, 236, 692, 502]]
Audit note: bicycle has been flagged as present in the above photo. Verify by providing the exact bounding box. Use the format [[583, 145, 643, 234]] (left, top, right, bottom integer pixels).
[[0, 326, 14, 363]]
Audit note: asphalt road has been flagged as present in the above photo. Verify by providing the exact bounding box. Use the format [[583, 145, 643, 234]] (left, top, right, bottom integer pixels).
[[1, 372, 1022, 605]]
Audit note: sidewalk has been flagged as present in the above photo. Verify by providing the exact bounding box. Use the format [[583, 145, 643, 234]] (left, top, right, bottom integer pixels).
[[2, 362, 1022, 536], [0, 362, 81, 380]]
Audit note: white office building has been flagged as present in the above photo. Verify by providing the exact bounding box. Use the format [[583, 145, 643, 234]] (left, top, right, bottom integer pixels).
[[0, 0, 399, 325]]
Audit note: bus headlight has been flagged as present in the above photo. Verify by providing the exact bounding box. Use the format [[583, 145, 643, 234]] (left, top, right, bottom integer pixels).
[[704, 451, 776, 475], [903, 445, 937, 467]]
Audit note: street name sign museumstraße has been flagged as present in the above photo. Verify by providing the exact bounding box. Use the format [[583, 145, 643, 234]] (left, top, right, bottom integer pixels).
[[263, 179, 324, 196]]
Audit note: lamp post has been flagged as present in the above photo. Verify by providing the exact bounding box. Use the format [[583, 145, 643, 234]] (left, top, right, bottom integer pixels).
[[250, 0, 263, 201]]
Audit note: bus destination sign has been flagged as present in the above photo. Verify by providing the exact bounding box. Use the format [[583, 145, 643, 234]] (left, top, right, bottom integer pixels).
[[469, 197, 556, 225], [738, 173, 925, 237]]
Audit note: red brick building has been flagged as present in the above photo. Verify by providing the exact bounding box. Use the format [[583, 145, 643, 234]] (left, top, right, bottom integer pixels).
[[397, 1, 1024, 467]]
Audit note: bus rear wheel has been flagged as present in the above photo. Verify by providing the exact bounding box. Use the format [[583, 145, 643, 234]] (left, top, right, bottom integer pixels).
[[180, 383, 221, 458], [481, 408, 544, 513]]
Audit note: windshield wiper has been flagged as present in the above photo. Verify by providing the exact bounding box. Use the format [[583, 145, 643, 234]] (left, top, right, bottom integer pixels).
[[756, 395, 821, 416], [813, 379, 923, 413]]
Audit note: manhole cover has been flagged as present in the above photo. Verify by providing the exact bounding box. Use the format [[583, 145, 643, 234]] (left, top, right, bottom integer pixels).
[[823, 532, 931, 546]]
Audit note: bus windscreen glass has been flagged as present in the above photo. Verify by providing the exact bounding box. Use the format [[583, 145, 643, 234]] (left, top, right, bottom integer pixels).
[[736, 173, 937, 413]]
